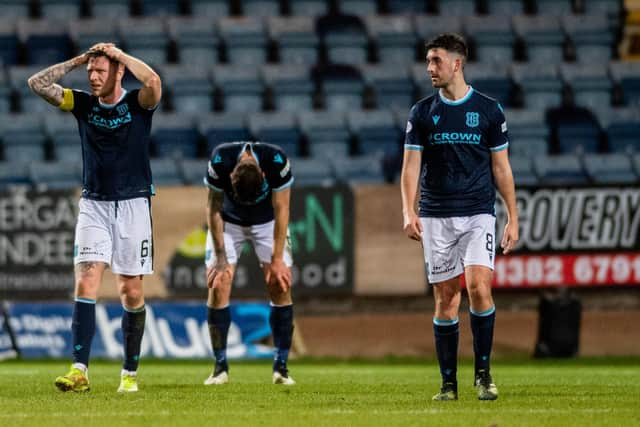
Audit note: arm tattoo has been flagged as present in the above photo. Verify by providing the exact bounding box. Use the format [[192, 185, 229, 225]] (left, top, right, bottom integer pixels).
[[76, 261, 96, 273], [28, 59, 80, 106]]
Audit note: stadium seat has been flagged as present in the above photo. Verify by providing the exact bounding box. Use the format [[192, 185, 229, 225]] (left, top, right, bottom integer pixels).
[[178, 157, 207, 186], [268, 16, 319, 65], [288, 0, 329, 16], [411, 62, 436, 99], [0, 113, 46, 162], [331, 152, 385, 184], [212, 64, 264, 112], [159, 64, 214, 113], [197, 112, 251, 154], [437, 0, 478, 16], [288, 156, 335, 186], [0, 66, 11, 113], [68, 18, 121, 54], [535, 0, 573, 14], [560, 63, 612, 109], [463, 15, 515, 64], [0, 19, 19, 65], [60, 68, 91, 92], [386, 0, 429, 13], [298, 110, 351, 158], [9, 65, 56, 113], [533, 154, 589, 186], [39, 0, 83, 19], [609, 61, 640, 106], [240, 0, 282, 17], [0, 160, 31, 188], [0, 0, 31, 18], [87, 0, 130, 18], [18, 19, 73, 65], [139, 0, 182, 16], [485, 0, 524, 15], [167, 17, 219, 66], [633, 153, 640, 177], [563, 14, 613, 63], [365, 15, 416, 65], [337, 0, 379, 16], [218, 16, 268, 66], [313, 64, 365, 111], [151, 113, 200, 158], [511, 63, 563, 110], [248, 111, 301, 157], [583, 153, 638, 184], [465, 62, 513, 107], [414, 15, 462, 52], [505, 109, 549, 157], [513, 14, 565, 64], [599, 107, 640, 153], [261, 64, 315, 111], [547, 103, 602, 154], [360, 64, 414, 110], [150, 158, 184, 186], [317, 14, 369, 65], [28, 160, 82, 189], [347, 109, 401, 156], [118, 18, 169, 67], [44, 113, 82, 162], [508, 155, 539, 186]]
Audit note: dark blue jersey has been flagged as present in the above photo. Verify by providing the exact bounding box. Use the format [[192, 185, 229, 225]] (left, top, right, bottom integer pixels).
[[205, 142, 294, 226], [404, 87, 509, 218], [67, 89, 155, 201]]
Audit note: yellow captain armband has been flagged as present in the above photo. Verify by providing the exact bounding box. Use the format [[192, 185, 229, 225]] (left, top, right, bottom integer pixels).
[[59, 88, 74, 111]]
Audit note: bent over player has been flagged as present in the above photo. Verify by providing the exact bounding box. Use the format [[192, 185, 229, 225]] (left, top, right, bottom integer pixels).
[[203, 141, 295, 385], [28, 43, 161, 393], [400, 34, 519, 401]]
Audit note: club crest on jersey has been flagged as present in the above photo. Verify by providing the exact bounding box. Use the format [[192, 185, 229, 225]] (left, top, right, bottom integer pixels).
[[116, 104, 129, 115], [466, 112, 479, 128]]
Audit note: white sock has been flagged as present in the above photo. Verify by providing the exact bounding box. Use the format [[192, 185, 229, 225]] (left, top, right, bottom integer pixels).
[[72, 363, 87, 374], [121, 369, 137, 377]]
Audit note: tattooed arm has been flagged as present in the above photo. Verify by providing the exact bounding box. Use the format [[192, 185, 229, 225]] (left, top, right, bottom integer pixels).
[[27, 53, 89, 107]]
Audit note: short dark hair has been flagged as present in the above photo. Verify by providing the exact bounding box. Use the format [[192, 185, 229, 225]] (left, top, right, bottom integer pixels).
[[87, 50, 119, 65], [231, 160, 264, 204], [425, 33, 468, 60]]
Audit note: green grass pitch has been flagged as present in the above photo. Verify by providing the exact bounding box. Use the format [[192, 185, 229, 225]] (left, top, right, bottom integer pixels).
[[1, 358, 639, 426]]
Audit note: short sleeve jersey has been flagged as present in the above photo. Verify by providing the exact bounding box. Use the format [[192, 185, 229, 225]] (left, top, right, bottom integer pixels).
[[204, 142, 294, 226], [66, 89, 155, 201], [404, 87, 509, 217]]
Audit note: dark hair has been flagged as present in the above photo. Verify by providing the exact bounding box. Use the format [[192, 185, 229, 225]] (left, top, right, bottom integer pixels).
[[87, 50, 119, 65], [231, 160, 264, 204], [425, 33, 468, 60]]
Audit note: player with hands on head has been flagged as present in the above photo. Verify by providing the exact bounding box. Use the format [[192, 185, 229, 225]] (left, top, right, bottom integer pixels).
[[28, 42, 161, 393]]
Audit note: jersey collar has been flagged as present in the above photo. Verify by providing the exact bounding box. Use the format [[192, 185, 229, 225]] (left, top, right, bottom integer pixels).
[[238, 142, 261, 167], [98, 89, 128, 108], [438, 85, 474, 106]]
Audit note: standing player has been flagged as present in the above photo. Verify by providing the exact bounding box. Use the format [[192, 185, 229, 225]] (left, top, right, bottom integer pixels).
[[203, 141, 295, 386], [28, 43, 162, 393], [400, 33, 518, 401]]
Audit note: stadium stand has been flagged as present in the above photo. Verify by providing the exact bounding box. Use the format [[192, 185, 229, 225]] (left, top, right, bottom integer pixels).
[[9, 65, 55, 113], [151, 113, 201, 158], [69, 18, 121, 54], [346, 109, 401, 157], [139, 0, 183, 16], [247, 111, 301, 156], [150, 157, 184, 185], [179, 157, 208, 185], [240, 0, 282, 17], [118, 17, 169, 66], [189, 0, 229, 17], [511, 62, 563, 110], [197, 111, 251, 153], [438, 0, 478, 16], [168, 16, 220, 66], [533, 154, 590, 186], [0, 65, 10, 113], [560, 63, 612, 110], [361, 64, 414, 110], [0, 18, 19, 66], [513, 14, 566, 64], [463, 15, 515, 65], [364, 15, 416, 65], [337, 0, 379, 16], [0, 0, 31, 18], [505, 108, 549, 157], [562, 14, 614, 63], [331, 152, 386, 184], [268, 16, 319, 64], [609, 60, 640, 106], [159, 64, 214, 113], [535, 0, 573, 14], [18, 19, 73, 65], [317, 14, 369, 65], [261, 64, 315, 111], [0, 113, 47, 162], [218, 16, 268, 65], [212, 64, 264, 112], [288, 156, 334, 186], [508, 155, 539, 186], [583, 153, 638, 184], [39, 0, 84, 19], [288, 0, 329, 16], [87, 0, 131, 18], [600, 106, 640, 153], [313, 63, 365, 111], [299, 110, 351, 158], [465, 61, 514, 107], [28, 160, 82, 189], [43, 113, 82, 162], [0, 160, 31, 188], [485, 0, 525, 15]]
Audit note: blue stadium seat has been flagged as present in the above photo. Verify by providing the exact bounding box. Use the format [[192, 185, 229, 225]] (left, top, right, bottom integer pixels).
[[60, 68, 91, 92], [361, 64, 414, 110], [505, 109, 549, 157], [190, 0, 229, 17], [288, 0, 329, 16], [212, 65, 264, 112], [268, 16, 318, 65], [0, 0, 31, 18], [414, 15, 462, 50], [535, 0, 573, 14], [633, 153, 640, 178], [44, 113, 82, 162], [0, 160, 31, 188], [19, 19, 73, 65], [365, 15, 416, 65], [159, 64, 214, 113], [314, 64, 365, 111], [386, 0, 428, 13], [533, 154, 589, 186], [9, 65, 55, 113], [508, 155, 539, 186], [288, 156, 334, 186], [560, 63, 612, 110], [599, 107, 640, 153], [69, 18, 120, 54], [197, 112, 251, 154], [298, 110, 351, 158], [240, 0, 282, 17], [0, 114, 47, 162], [331, 153, 385, 184], [485, 0, 524, 15], [583, 153, 638, 184], [218, 16, 268, 66], [511, 63, 563, 110], [139, 0, 182, 16], [563, 14, 613, 63], [29, 160, 82, 189], [118, 17, 169, 66], [39, 0, 83, 19], [411, 62, 436, 99], [150, 158, 184, 186], [609, 61, 640, 106], [347, 109, 401, 156], [465, 62, 513, 107], [513, 14, 565, 64], [87, 0, 130, 18], [0, 66, 10, 113], [0, 19, 19, 65], [168, 17, 219, 66], [437, 0, 477, 16], [179, 157, 207, 186], [317, 14, 369, 65], [262, 64, 314, 111], [463, 15, 515, 64], [151, 113, 200, 158], [556, 121, 601, 154], [337, 0, 379, 16], [248, 111, 301, 157]]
